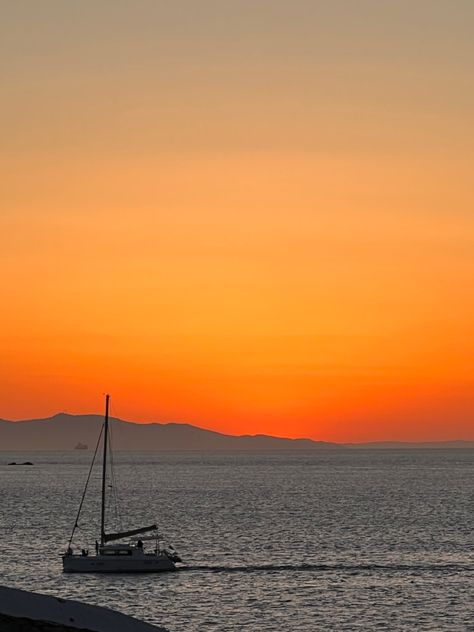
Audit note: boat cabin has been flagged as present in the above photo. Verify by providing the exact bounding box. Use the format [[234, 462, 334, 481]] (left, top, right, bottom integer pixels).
[[99, 544, 146, 557]]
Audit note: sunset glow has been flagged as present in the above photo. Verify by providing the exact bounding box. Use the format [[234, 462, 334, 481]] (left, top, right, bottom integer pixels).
[[2, 2, 473, 441]]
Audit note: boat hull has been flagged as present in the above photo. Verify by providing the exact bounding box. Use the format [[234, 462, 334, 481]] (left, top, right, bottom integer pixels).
[[62, 554, 176, 573]]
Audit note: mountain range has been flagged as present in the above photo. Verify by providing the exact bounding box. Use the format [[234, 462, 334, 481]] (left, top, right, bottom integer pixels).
[[1, 414, 474, 451], [0, 413, 337, 451]]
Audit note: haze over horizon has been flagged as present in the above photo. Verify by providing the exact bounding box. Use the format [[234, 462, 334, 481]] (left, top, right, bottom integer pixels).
[[2, 1, 473, 442]]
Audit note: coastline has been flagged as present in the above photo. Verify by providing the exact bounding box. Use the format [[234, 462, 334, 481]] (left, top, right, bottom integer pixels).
[[0, 585, 168, 632]]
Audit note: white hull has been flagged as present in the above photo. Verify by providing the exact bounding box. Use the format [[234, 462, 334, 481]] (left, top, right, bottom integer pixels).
[[63, 552, 176, 573]]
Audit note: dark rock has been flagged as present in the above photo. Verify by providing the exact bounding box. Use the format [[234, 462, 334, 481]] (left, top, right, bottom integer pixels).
[[0, 612, 91, 631]]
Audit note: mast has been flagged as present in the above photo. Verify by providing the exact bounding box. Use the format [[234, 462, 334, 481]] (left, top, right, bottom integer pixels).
[[100, 393, 110, 546]]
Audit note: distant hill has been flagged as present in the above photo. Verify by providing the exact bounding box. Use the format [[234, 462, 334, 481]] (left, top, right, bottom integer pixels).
[[0, 414, 337, 451], [1, 414, 473, 451]]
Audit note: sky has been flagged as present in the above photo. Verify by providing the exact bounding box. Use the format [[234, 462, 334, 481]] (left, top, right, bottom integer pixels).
[[1, 1, 473, 442]]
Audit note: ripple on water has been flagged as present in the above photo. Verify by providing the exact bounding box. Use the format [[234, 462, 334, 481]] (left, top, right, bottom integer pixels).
[[1, 449, 474, 631]]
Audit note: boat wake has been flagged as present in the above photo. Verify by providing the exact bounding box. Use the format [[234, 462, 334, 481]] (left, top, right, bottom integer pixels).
[[182, 562, 474, 574]]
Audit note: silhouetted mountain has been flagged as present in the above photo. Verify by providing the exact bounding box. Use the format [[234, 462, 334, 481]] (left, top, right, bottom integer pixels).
[[0, 414, 337, 451], [1, 414, 472, 451]]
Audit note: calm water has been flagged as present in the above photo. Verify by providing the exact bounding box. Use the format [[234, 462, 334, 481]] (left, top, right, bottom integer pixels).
[[1, 450, 474, 631]]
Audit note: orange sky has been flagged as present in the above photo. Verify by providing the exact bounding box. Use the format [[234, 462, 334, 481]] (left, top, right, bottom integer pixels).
[[1, 2, 473, 441]]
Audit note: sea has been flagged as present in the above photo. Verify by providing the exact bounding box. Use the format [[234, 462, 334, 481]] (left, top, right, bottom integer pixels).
[[1, 449, 474, 631]]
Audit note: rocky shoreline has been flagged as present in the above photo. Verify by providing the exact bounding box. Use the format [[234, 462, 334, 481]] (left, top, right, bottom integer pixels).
[[0, 612, 92, 631], [0, 586, 168, 632]]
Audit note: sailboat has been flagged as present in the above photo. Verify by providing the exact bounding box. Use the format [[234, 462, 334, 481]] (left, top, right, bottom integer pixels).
[[62, 395, 181, 573]]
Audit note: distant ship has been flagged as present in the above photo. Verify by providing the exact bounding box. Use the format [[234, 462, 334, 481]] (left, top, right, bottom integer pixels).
[[63, 394, 181, 573], [74, 442, 88, 450]]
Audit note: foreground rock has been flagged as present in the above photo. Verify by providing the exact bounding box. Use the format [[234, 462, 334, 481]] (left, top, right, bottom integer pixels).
[[0, 586, 168, 632]]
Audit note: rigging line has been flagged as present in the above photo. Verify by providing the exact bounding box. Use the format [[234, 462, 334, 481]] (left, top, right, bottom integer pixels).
[[107, 398, 124, 530], [67, 422, 104, 549], [107, 413, 123, 531], [108, 424, 119, 528]]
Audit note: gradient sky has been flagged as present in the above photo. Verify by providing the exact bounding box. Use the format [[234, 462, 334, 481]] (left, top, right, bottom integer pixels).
[[1, 1, 473, 441]]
